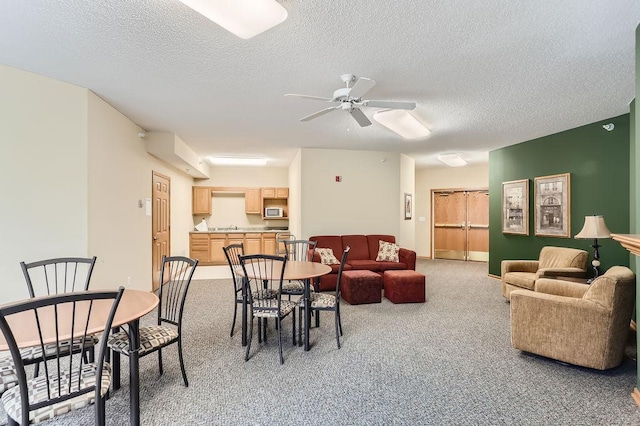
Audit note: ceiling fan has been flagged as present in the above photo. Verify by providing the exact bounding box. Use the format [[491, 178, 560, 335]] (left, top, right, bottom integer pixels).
[[285, 74, 416, 127]]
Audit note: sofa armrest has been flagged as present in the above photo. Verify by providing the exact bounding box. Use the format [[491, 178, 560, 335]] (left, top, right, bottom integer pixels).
[[398, 248, 416, 270], [311, 252, 321, 263], [534, 278, 589, 298], [536, 268, 587, 279], [501, 260, 539, 276]]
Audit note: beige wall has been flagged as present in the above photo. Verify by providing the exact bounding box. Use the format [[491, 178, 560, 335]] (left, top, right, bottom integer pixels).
[[399, 154, 416, 249], [415, 164, 489, 257], [288, 150, 302, 238], [300, 149, 401, 239], [87, 93, 194, 292], [193, 166, 289, 230], [0, 65, 89, 303]]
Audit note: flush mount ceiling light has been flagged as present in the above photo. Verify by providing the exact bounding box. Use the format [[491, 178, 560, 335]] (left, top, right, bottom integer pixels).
[[178, 0, 287, 39], [208, 157, 268, 166], [372, 110, 430, 139], [437, 153, 467, 167]]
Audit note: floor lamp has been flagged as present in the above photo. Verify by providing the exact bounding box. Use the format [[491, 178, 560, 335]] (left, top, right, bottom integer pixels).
[[575, 215, 612, 282]]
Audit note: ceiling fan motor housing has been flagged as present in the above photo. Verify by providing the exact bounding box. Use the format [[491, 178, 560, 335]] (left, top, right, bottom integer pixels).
[[332, 87, 351, 102]]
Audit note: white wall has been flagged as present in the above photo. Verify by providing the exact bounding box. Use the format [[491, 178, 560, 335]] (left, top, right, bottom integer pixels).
[[0, 65, 89, 303], [415, 164, 489, 257], [288, 150, 302, 238], [399, 154, 416, 249], [300, 149, 401, 239], [87, 93, 194, 292]]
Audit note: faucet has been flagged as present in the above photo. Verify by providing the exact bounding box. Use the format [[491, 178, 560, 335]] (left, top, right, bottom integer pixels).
[[229, 224, 238, 230]]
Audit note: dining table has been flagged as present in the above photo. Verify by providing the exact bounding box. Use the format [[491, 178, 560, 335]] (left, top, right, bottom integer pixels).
[[237, 260, 332, 351], [0, 288, 158, 426]]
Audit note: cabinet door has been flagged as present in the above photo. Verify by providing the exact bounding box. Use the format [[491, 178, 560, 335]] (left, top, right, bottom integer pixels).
[[275, 187, 289, 198], [210, 235, 227, 264], [190, 234, 210, 263], [262, 233, 276, 255], [261, 188, 275, 198], [227, 234, 244, 247], [245, 234, 262, 255], [245, 188, 261, 214], [192, 187, 211, 215]]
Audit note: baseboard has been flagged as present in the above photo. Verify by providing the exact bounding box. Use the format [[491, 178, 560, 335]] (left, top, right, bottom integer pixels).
[[488, 273, 501, 280], [417, 255, 432, 260], [632, 388, 640, 407]]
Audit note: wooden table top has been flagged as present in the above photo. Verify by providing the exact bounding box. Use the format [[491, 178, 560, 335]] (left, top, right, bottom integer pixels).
[[237, 260, 332, 280], [0, 289, 158, 350]]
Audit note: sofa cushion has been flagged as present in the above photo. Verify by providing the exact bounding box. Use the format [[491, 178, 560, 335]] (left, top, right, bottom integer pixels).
[[310, 236, 344, 261], [376, 240, 400, 262], [366, 235, 396, 260], [316, 248, 340, 265], [341, 235, 370, 260], [503, 272, 536, 290], [348, 259, 382, 272], [377, 261, 407, 271]]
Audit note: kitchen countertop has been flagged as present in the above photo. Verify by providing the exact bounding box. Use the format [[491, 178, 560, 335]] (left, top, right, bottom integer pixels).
[[190, 228, 289, 234]]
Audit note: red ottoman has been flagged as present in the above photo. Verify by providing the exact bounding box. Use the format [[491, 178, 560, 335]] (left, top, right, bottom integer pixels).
[[383, 270, 426, 303], [341, 270, 383, 305]]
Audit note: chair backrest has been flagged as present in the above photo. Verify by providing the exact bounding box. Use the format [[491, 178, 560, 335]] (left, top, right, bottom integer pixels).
[[0, 288, 124, 425], [283, 240, 317, 262], [538, 246, 588, 270], [157, 256, 198, 328], [334, 246, 351, 298], [20, 257, 97, 298], [223, 243, 245, 296], [239, 254, 287, 309], [276, 233, 296, 255]]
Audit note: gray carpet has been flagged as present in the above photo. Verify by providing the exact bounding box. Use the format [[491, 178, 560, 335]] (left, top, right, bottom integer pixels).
[[2, 259, 639, 425]]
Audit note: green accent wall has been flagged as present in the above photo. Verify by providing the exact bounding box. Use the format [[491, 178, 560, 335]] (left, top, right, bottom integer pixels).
[[634, 24, 639, 393], [488, 114, 631, 276]]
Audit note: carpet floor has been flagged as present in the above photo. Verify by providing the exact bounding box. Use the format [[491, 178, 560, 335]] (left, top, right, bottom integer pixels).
[[1, 259, 638, 425]]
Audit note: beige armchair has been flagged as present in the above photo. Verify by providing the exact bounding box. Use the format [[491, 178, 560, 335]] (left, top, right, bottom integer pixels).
[[510, 266, 636, 370], [501, 246, 588, 299]]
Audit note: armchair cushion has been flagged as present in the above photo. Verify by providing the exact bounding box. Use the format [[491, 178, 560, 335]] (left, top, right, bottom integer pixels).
[[534, 278, 589, 298]]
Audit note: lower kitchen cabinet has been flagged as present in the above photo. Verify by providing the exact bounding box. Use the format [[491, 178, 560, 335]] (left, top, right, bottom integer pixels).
[[262, 233, 276, 255], [244, 233, 262, 255], [209, 234, 227, 264], [189, 234, 210, 264], [189, 231, 288, 265]]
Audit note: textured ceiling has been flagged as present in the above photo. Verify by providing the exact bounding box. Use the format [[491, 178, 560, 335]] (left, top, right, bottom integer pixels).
[[1, 1, 638, 168]]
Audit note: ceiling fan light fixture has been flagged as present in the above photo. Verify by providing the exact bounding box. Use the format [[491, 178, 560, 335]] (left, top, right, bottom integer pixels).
[[373, 110, 430, 139], [178, 0, 287, 39], [436, 153, 467, 167], [208, 156, 268, 166]]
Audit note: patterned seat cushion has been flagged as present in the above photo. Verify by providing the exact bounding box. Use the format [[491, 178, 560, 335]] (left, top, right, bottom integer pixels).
[[1, 362, 110, 424], [252, 299, 297, 318], [309, 292, 336, 309], [0, 356, 18, 394], [19, 336, 98, 362], [281, 280, 304, 293], [252, 289, 279, 300], [107, 326, 178, 356]]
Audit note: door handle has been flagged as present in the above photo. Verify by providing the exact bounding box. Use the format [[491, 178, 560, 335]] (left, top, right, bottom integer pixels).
[[153, 236, 158, 241]]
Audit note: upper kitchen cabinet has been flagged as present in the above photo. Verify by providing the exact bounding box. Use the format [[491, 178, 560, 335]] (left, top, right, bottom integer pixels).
[[244, 188, 261, 214], [261, 187, 289, 219], [192, 186, 212, 215], [261, 187, 289, 199]]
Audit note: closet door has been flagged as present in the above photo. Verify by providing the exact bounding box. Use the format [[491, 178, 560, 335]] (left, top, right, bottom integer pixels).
[[433, 191, 467, 260], [466, 190, 489, 261]]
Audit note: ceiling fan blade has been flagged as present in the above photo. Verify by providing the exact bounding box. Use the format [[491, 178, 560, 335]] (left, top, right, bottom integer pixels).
[[348, 77, 376, 99], [360, 100, 416, 110], [350, 108, 372, 127], [300, 106, 340, 122], [285, 94, 334, 102]]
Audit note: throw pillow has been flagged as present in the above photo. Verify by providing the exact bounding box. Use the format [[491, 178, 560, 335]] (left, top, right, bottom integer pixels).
[[376, 240, 400, 262], [317, 248, 340, 265]]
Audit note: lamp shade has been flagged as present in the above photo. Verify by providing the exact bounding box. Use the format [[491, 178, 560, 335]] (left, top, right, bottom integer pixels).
[[574, 215, 612, 239]]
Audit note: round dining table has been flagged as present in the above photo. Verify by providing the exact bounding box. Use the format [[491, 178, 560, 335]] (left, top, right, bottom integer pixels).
[[237, 260, 331, 351], [0, 289, 158, 426]]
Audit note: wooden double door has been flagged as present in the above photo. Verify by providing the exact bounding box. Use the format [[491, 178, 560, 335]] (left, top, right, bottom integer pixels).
[[433, 189, 489, 262]]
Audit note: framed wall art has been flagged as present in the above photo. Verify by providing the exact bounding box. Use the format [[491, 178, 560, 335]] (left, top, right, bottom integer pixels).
[[404, 193, 412, 220], [502, 179, 529, 235], [534, 173, 571, 238]]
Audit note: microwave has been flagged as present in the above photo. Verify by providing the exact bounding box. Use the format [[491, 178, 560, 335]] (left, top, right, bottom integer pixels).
[[265, 207, 284, 218]]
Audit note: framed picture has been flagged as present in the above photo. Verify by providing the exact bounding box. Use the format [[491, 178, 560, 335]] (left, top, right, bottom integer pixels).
[[502, 179, 529, 235], [534, 173, 571, 238], [404, 193, 412, 220]]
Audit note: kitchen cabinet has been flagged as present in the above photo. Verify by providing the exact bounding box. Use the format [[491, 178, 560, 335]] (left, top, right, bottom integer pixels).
[[262, 233, 277, 255], [244, 233, 262, 255], [244, 188, 261, 214], [227, 234, 244, 247], [189, 231, 289, 265], [189, 233, 210, 263], [262, 187, 289, 220], [261, 187, 288, 199], [192, 187, 212, 215], [209, 234, 227, 264], [275, 187, 289, 198]]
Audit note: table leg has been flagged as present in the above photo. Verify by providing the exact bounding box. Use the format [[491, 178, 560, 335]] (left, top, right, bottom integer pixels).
[[129, 319, 141, 426], [241, 277, 248, 347], [304, 278, 311, 351]]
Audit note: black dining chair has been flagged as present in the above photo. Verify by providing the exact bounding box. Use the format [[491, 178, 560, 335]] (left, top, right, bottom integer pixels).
[[240, 254, 297, 365], [223, 243, 245, 338], [308, 247, 350, 348], [19, 257, 99, 376], [108, 256, 198, 387], [0, 288, 124, 426]]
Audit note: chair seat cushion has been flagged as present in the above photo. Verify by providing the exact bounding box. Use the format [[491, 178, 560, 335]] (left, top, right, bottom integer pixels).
[[503, 272, 536, 290], [281, 280, 305, 293], [108, 326, 178, 356], [0, 356, 18, 393], [309, 292, 336, 309], [253, 299, 297, 318], [19, 336, 98, 362], [1, 362, 110, 424]]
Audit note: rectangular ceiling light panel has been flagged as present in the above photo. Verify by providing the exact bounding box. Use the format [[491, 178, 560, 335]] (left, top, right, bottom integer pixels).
[[179, 0, 287, 39], [373, 110, 431, 139], [436, 153, 467, 167]]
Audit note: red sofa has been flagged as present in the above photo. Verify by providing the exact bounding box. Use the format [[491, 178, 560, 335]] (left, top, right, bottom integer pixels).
[[309, 235, 417, 291]]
